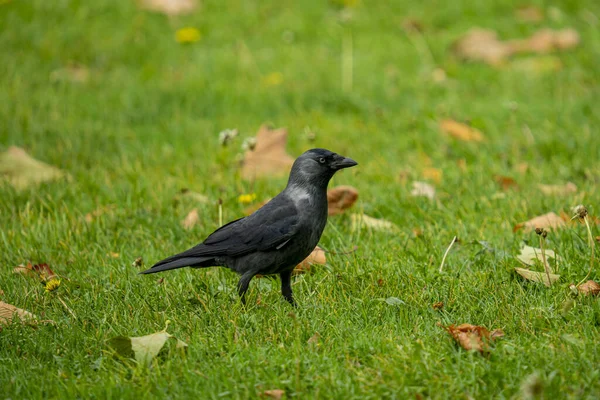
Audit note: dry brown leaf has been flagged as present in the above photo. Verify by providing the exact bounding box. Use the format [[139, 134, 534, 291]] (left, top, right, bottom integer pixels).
[[432, 301, 444, 310], [537, 182, 577, 196], [578, 280, 600, 296], [182, 208, 199, 230], [440, 119, 484, 142], [327, 185, 359, 215], [514, 211, 566, 232], [410, 181, 436, 200], [350, 213, 398, 232], [294, 246, 326, 274], [515, 267, 560, 287], [260, 389, 285, 399], [443, 323, 504, 353], [422, 167, 442, 184], [137, 0, 197, 15], [13, 262, 58, 281], [495, 175, 519, 191], [241, 125, 294, 180], [0, 146, 67, 190], [307, 332, 320, 345], [515, 5, 544, 22], [454, 28, 579, 65], [0, 301, 36, 326]]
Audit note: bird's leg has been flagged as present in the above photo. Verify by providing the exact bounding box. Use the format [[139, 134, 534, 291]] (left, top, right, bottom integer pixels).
[[280, 269, 296, 307], [237, 271, 255, 305]]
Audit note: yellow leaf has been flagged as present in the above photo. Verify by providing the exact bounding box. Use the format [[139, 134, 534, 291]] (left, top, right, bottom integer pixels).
[[515, 267, 560, 287], [440, 119, 484, 142]]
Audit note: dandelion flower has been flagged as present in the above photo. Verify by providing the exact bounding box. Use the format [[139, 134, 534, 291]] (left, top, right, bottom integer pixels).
[[238, 193, 257, 204], [45, 278, 61, 292], [176, 27, 201, 44]]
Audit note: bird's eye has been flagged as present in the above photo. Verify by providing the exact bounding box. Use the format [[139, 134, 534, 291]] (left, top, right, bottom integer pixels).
[[318, 157, 326, 164]]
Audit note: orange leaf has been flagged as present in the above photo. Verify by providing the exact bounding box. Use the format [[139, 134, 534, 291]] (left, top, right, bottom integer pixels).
[[439, 119, 484, 142], [422, 167, 442, 184], [327, 185, 359, 215], [260, 389, 285, 399], [494, 175, 519, 191], [514, 212, 567, 232], [241, 125, 294, 180], [181, 208, 199, 230], [578, 280, 600, 296], [294, 246, 326, 274], [13, 262, 57, 281], [443, 323, 504, 353]]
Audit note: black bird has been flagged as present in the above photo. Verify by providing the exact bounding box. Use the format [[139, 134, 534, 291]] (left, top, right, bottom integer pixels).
[[141, 148, 357, 306]]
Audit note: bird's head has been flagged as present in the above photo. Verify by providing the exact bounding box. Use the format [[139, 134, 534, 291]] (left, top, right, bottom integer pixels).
[[287, 148, 357, 189]]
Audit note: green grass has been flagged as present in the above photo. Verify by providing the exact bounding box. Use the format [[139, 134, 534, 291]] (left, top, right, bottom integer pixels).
[[2, 0, 600, 398]]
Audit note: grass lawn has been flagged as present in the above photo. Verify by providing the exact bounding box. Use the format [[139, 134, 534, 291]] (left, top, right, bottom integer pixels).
[[2, 0, 600, 398]]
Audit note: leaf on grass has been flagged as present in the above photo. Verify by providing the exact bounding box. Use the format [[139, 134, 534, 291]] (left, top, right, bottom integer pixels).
[[181, 208, 199, 230], [537, 182, 577, 196], [454, 28, 580, 65], [514, 212, 566, 232], [578, 280, 600, 296], [494, 175, 519, 191], [410, 181, 436, 200], [241, 125, 294, 180], [0, 301, 36, 326], [442, 323, 504, 353], [422, 167, 442, 184], [108, 330, 188, 365], [516, 244, 562, 273], [440, 119, 484, 142], [13, 262, 58, 281], [294, 246, 326, 274], [174, 188, 210, 205], [307, 332, 320, 345], [327, 185, 359, 215], [0, 146, 67, 190], [260, 389, 285, 400], [351, 213, 398, 232], [515, 5, 544, 22], [137, 0, 197, 15], [515, 267, 560, 286], [84, 205, 116, 223], [385, 297, 405, 306]]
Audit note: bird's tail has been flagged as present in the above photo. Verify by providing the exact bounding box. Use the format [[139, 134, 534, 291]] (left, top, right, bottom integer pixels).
[[139, 255, 214, 274]]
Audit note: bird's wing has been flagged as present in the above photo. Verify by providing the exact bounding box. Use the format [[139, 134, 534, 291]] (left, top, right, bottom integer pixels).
[[204, 200, 300, 256]]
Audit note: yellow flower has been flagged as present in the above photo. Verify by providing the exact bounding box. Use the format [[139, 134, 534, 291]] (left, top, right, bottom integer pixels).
[[261, 72, 284, 87], [175, 27, 201, 44], [45, 278, 61, 292], [238, 193, 257, 204]]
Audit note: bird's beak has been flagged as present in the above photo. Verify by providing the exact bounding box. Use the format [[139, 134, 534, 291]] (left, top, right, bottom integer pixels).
[[333, 156, 358, 170]]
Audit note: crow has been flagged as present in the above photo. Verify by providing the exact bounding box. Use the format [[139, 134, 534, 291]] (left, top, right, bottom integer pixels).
[[140, 148, 357, 306]]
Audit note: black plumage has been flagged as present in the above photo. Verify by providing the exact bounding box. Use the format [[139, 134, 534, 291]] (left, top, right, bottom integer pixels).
[[140, 148, 357, 306]]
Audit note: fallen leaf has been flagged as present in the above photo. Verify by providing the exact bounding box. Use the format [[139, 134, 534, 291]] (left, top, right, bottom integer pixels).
[[108, 329, 188, 365], [440, 119, 484, 142], [13, 262, 58, 281], [260, 389, 285, 399], [50, 63, 89, 83], [410, 181, 436, 200], [241, 125, 294, 180], [182, 208, 199, 230], [443, 323, 504, 353], [350, 213, 398, 232], [515, 267, 560, 287], [494, 175, 519, 191], [515, 5, 544, 22], [0, 301, 36, 326], [510, 56, 562, 74], [537, 182, 577, 196], [294, 246, 326, 273], [514, 212, 566, 232], [422, 167, 442, 184], [454, 28, 579, 65], [108, 252, 120, 259], [516, 244, 561, 273], [432, 301, 444, 310], [578, 280, 600, 296], [137, 0, 197, 15], [132, 257, 143, 268], [327, 185, 359, 215], [174, 189, 209, 204], [307, 332, 320, 345], [84, 204, 116, 223], [0, 146, 67, 190], [385, 297, 405, 306]]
